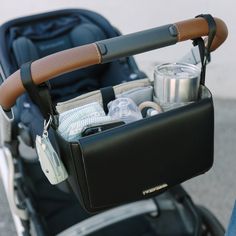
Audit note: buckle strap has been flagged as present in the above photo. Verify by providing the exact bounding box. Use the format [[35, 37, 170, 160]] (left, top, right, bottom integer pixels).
[[197, 14, 217, 57]]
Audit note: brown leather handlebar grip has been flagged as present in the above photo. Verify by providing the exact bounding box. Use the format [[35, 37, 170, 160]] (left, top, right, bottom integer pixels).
[[174, 17, 228, 51], [0, 44, 102, 110], [0, 16, 228, 110]]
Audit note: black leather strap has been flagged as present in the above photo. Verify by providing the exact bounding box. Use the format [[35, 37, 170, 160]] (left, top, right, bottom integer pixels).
[[20, 61, 56, 120], [193, 37, 206, 85], [100, 86, 115, 114], [194, 14, 217, 85], [197, 14, 217, 57]]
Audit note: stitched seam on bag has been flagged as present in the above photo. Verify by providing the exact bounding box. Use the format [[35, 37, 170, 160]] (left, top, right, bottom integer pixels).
[[93, 43, 101, 63], [174, 23, 181, 41]]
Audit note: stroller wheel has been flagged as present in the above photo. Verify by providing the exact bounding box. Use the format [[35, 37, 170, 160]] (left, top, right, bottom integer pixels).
[[198, 206, 225, 236]]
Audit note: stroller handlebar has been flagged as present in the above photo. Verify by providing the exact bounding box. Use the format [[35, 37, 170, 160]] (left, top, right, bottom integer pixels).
[[0, 16, 228, 110]]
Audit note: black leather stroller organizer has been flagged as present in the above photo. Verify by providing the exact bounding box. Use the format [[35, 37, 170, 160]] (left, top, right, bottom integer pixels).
[[19, 15, 216, 212], [54, 89, 214, 212]]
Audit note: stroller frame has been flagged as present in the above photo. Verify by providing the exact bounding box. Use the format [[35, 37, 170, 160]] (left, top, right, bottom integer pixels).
[[0, 9, 227, 236]]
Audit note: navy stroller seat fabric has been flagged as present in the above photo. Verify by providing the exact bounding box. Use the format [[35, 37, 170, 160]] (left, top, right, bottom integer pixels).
[[10, 11, 137, 102], [0, 9, 144, 143]]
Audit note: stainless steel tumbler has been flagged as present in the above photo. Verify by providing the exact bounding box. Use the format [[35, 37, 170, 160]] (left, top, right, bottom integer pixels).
[[154, 63, 201, 111]]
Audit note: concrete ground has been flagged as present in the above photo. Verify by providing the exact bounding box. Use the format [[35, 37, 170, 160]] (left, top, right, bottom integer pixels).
[[0, 0, 235, 235], [183, 98, 236, 227]]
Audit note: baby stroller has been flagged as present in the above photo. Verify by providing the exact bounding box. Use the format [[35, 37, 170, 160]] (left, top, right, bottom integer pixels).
[[0, 8, 227, 236]]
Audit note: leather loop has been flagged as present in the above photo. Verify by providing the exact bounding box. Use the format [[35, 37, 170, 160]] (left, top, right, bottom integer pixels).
[[193, 38, 206, 85], [100, 86, 115, 114], [193, 14, 217, 85], [20, 62, 56, 120], [21, 61, 37, 98], [196, 14, 217, 59]]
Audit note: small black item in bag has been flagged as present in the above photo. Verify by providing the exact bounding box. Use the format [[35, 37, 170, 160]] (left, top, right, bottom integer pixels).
[[81, 120, 125, 137]]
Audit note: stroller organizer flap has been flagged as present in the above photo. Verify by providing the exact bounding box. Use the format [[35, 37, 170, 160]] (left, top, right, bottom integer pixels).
[[0, 13, 228, 213], [54, 86, 214, 211]]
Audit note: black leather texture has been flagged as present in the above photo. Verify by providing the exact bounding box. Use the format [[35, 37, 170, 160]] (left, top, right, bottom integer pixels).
[[53, 88, 214, 213], [20, 62, 57, 120]]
